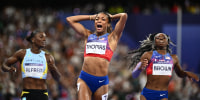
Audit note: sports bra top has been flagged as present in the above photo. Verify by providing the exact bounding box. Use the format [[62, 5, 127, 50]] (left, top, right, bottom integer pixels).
[[146, 50, 174, 77], [21, 48, 48, 79], [84, 33, 113, 61]]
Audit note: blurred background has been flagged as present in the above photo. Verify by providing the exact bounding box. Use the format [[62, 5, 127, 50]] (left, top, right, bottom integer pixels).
[[0, 0, 200, 100]]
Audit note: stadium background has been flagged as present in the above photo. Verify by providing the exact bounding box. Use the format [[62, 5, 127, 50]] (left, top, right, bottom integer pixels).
[[0, 0, 200, 100]]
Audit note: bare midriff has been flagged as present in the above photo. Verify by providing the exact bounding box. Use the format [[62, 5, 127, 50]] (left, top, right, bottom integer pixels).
[[23, 77, 47, 89], [82, 56, 110, 76], [145, 75, 170, 91]]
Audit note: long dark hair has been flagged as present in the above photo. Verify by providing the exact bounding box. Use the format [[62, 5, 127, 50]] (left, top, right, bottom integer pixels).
[[127, 33, 175, 69]]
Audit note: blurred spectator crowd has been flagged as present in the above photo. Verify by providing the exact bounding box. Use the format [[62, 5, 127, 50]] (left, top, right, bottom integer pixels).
[[1, 0, 200, 15], [0, 1, 200, 100]]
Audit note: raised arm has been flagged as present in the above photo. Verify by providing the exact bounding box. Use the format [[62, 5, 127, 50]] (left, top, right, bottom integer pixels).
[[110, 13, 128, 41], [46, 54, 68, 89], [172, 55, 199, 81], [2, 49, 25, 72], [66, 15, 96, 37]]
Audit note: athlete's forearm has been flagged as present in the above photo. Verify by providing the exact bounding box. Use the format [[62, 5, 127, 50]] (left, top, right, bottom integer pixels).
[[175, 68, 187, 78], [132, 62, 142, 78], [51, 70, 61, 82], [66, 15, 95, 22], [112, 13, 127, 20], [185, 71, 199, 81], [2, 62, 9, 72], [2, 62, 11, 72]]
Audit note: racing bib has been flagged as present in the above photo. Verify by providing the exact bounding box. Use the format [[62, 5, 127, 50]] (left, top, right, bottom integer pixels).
[[86, 42, 106, 54], [152, 64, 173, 75], [24, 63, 44, 77]]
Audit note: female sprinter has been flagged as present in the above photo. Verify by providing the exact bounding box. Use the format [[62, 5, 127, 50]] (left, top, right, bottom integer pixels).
[[66, 12, 127, 100], [128, 33, 199, 100], [2, 30, 67, 100]]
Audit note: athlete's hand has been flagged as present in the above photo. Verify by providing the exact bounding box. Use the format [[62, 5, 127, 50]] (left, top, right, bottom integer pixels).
[[90, 14, 97, 20], [8, 67, 16, 73], [108, 14, 113, 21], [186, 72, 199, 82], [140, 59, 148, 69]]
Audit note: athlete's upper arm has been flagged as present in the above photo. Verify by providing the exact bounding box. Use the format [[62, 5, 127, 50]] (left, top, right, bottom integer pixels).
[[140, 51, 152, 62], [66, 17, 90, 37], [46, 54, 61, 81], [172, 54, 186, 77], [5, 49, 25, 66], [111, 13, 127, 41], [46, 54, 56, 70]]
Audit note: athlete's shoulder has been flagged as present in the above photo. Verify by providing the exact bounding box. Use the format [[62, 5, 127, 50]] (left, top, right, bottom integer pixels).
[[170, 54, 178, 59], [170, 54, 179, 64], [43, 50, 55, 62], [15, 49, 26, 57], [9, 48, 26, 61], [44, 50, 52, 58], [42, 49, 50, 55], [141, 51, 153, 60], [143, 51, 153, 56], [17, 48, 26, 53]]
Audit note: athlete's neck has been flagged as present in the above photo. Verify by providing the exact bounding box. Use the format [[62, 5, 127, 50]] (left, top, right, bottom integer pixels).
[[156, 49, 167, 55], [30, 47, 41, 54], [96, 32, 107, 36], [155, 46, 167, 50]]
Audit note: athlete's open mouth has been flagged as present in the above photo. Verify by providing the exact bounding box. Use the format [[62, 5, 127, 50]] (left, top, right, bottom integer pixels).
[[97, 25, 102, 28]]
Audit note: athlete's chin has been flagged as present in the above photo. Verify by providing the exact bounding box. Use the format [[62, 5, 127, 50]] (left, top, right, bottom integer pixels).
[[96, 29, 104, 32], [40, 45, 46, 49], [157, 43, 166, 47]]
